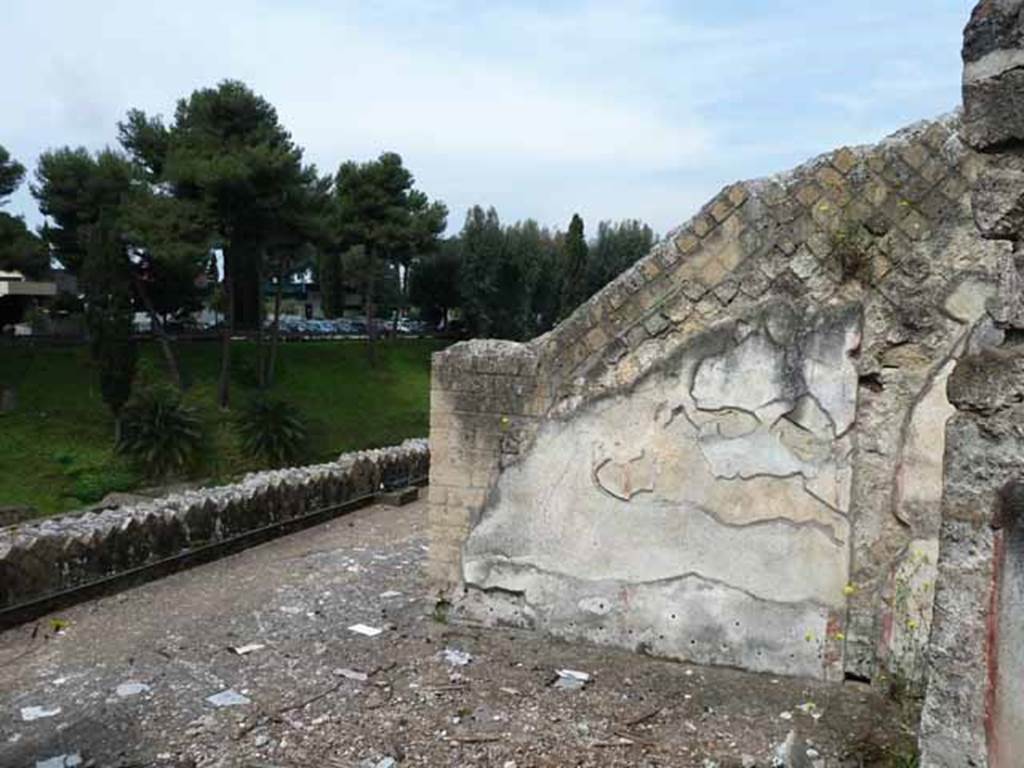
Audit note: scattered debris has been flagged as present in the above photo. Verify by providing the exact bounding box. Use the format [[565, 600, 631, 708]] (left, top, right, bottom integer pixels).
[[590, 737, 635, 748], [623, 706, 663, 727], [552, 669, 590, 690], [379, 590, 402, 599], [440, 648, 473, 667], [348, 623, 383, 637], [230, 643, 266, 656], [359, 757, 398, 768], [779, 711, 793, 720], [279, 606, 302, 615], [334, 667, 369, 682], [450, 734, 502, 744], [773, 729, 812, 768], [206, 689, 251, 707], [21, 705, 61, 721], [115, 681, 151, 698], [35, 754, 82, 768], [795, 701, 816, 714]]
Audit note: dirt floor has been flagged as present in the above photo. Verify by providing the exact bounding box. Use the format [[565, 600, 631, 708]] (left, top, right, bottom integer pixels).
[[0, 497, 918, 768]]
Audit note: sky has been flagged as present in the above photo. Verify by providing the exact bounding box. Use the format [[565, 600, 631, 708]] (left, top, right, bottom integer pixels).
[[2, 0, 974, 238]]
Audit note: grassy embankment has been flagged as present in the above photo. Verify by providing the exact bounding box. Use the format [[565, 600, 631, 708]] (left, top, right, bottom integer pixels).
[[0, 338, 444, 517]]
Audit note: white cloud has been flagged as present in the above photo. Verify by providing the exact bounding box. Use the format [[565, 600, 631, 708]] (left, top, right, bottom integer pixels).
[[0, 0, 975, 235]]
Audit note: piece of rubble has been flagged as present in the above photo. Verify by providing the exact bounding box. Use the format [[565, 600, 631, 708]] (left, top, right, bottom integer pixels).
[[115, 681, 151, 697], [348, 623, 383, 637], [21, 705, 61, 721], [35, 754, 82, 768], [206, 689, 251, 707], [380, 486, 419, 507], [359, 757, 398, 768], [440, 648, 472, 667], [552, 669, 590, 690], [334, 667, 369, 682], [772, 729, 812, 768], [230, 643, 265, 655]]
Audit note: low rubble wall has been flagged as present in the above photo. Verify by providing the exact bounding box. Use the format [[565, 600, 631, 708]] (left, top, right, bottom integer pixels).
[[0, 439, 429, 615]]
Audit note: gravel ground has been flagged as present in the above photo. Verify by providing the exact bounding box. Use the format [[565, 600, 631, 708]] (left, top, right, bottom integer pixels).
[[0, 496, 917, 767]]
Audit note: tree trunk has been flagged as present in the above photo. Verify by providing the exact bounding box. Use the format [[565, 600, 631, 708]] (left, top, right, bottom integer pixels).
[[365, 264, 377, 366], [1, 385, 17, 414], [391, 257, 400, 339], [132, 271, 185, 392], [267, 261, 285, 387], [256, 254, 265, 390], [218, 249, 234, 409], [232, 247, 261, 331]]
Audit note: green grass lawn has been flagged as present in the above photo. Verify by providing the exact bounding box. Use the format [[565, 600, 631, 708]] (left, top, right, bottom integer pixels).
[[0, 338, 445, 517]]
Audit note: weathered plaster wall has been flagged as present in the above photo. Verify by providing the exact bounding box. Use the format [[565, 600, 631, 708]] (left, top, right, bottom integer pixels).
[[0, 440, 429, 612], [429, 111, 1007, 682]]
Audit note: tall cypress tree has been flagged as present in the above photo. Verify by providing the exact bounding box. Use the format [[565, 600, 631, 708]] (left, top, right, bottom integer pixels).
[[559, 213, 588, 319], [82, 216, 137, 440]]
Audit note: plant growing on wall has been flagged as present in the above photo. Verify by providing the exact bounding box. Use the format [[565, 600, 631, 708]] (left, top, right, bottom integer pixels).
[[831, 221, 876, 283]]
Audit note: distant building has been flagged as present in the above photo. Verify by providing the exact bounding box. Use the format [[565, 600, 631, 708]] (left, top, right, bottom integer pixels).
[[0, 270, 58, 331]]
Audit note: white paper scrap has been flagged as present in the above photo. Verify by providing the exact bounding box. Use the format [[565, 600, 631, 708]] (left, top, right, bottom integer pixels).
[[347, 623, 383, 637]]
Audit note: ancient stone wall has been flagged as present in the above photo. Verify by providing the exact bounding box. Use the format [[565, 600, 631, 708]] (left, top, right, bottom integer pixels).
[[920, 2, 1024, 765], [918, 353, 1024, 767], [0, 440, 429, 613], [428, 114, 1008, 682]]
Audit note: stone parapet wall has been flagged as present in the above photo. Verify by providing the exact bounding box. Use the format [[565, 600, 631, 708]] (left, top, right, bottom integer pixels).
[[0, 439, 429, 613], [428, 112, 1008, 682]]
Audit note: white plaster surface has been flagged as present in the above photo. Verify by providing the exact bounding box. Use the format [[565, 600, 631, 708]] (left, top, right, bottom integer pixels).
[[462, 305, 860, 678]]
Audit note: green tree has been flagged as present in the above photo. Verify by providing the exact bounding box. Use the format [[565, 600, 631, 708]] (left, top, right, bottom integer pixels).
[[454, 207, 564, 341], [333, 152, 446, 361], [492, 220, 543, 340], [0, 145, 26, 204], [82, 217, 137, 438], [0, 214, 47, 278], [527, 227, 562, 336], [318, 249, 346, 318], [33, 147, 134, 273], [457, 205, 504, 336], [584, 219, 654, 298], [559, 213, 588, 318], [264, 173, 331, 387], [408, 237, 461, 329], [33, 146, 200, 391], [0, 145, 46, 415], [121, 189, 213, 390], [120, 80, 323, 406], [0, 146, 47, 279]]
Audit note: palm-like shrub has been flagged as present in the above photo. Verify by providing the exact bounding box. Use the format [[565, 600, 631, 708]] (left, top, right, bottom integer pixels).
[[237, 397, 309, 467], [117, 389, 204, 479]]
